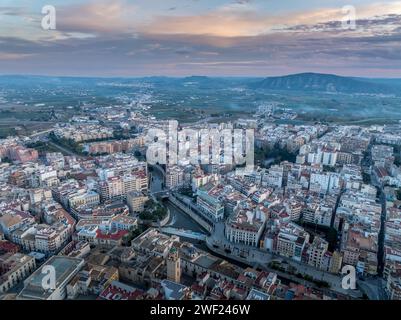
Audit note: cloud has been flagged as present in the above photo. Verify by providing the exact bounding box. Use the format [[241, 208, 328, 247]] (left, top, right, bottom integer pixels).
[[0, 7, 25, 16], [137, 1, 401, 38], [141, 10, 268, 37], [0, 52, 35, 60], [282, 12, 401, 34], [1, 21, 400, 77], [56, 0, 138, 34], [1, 1, 401, 77]]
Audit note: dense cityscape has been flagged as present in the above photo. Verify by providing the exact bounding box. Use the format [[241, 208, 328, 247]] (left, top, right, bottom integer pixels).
[[1, 99, 401, 301], [2, 0, 401, 310]]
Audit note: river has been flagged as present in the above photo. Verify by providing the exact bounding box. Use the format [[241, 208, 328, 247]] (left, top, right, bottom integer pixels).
[[149, 166, 205, 233], [149, 166, 253, 267]]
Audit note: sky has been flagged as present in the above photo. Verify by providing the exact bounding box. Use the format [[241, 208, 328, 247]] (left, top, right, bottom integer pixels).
[[0, 0, 401, 77]]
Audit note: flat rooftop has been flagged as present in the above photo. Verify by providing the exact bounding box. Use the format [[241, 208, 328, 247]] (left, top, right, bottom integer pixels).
[[17, 256, 84, 300]]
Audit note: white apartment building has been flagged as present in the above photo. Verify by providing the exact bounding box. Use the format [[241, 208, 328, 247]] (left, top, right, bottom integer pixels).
[[310, 172, 341, 194], [274, 224, 309, 262], [307, 237, 329, 270], [68, 190, 100, 209], [225, 208, 266, 247], [165, 165, 185, 189], [263, 165, 283, 188], [126, 191, 148, 213]]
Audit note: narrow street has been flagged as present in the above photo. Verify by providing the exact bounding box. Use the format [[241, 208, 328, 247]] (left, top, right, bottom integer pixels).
[[377, 187, 386, 276], [367, 141, 386, 278]]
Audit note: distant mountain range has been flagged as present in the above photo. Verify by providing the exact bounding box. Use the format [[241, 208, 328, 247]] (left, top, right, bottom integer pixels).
[[1, 72, 400, 95], [249, 72, 401, 95], [157, 73, 401, 95]]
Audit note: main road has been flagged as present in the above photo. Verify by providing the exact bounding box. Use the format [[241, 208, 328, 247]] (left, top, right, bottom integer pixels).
[[206, 221, 363, 298]]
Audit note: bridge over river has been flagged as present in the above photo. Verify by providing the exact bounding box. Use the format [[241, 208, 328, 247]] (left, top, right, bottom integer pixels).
[[159, 227, 206, 241]]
